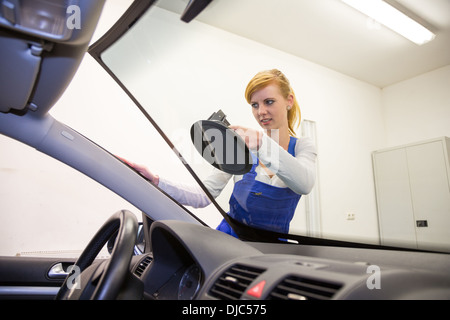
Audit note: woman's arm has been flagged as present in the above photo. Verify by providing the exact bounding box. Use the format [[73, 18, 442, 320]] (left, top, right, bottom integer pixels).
[[158, 178, 211, 208], [155, 168, 233, 209], [257, 135, 317, 195], [119, 155, 233, 208]]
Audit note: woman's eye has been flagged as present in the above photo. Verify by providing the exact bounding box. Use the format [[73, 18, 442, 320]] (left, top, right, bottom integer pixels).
[[251, 103, 258, 108], [265, 99, 274, 105]]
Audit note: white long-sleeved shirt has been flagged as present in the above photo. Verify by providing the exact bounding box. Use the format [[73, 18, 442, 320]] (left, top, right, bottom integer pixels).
[[158, 135, 317, 208]]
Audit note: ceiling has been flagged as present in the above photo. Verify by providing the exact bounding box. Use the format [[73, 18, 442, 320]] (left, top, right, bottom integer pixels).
[[156, 0, 450, 88]]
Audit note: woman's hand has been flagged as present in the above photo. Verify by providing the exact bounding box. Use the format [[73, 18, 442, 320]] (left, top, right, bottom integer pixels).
[[116, 156, 159, 185], [229, 125, 263, 151]]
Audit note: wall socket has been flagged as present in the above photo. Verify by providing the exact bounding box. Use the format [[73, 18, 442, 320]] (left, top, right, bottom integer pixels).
[[346, 213, 355, 220]]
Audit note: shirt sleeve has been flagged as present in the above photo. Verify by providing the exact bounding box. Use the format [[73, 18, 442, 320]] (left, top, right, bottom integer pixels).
[[158, 168, 233, 208], [255, 134, 317, 195]]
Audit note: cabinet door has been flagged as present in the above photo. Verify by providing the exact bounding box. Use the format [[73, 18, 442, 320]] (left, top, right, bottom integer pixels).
[[373, 149, 417, 248], [406, 140, 450, 251]]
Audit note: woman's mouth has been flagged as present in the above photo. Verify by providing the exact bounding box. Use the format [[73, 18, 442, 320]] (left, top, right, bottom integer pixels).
[[260, 118, 272, 125]]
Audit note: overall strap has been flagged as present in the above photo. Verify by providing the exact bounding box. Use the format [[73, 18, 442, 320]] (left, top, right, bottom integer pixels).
[[288, 136, 298, 157]]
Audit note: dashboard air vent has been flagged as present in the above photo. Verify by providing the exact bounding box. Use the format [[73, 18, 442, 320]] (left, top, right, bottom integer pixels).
[[134, 255, 152, 278], [209, 264, 265, 300], [269, 275, 342, 300]]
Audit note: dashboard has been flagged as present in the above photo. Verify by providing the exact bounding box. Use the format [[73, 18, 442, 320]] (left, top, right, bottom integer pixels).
[[131, 220, 450, 300]]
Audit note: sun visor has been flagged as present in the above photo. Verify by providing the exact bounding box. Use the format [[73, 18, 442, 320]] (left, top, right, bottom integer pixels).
[[0, 34, 44, 112], [0, 0, 105, 113]]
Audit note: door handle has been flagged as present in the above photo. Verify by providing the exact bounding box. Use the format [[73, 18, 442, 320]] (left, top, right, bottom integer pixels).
[[48, 263, 71, 279]]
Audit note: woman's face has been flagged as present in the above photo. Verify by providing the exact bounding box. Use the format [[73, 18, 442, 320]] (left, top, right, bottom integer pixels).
[[250, 83, 292, 133]]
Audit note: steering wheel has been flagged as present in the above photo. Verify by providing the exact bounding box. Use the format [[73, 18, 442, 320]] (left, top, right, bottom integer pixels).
[[56, 210, 138, 300]]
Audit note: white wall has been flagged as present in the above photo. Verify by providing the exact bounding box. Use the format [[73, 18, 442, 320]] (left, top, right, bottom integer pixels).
[[2, 0, 447, 256], [382, 65, 450, 147]]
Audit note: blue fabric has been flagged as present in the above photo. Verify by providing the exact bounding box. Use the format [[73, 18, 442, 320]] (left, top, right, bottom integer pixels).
[[217, 136, 301, 237]]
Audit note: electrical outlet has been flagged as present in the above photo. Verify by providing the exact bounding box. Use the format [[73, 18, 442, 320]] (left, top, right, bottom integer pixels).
[[346, 213, 355, 220]]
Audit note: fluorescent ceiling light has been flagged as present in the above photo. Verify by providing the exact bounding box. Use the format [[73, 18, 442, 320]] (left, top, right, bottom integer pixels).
[[342, 0, 435, 45]]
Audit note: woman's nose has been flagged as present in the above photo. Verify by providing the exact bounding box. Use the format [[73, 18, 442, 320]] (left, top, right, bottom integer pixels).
[[258, 105, 267, 115]]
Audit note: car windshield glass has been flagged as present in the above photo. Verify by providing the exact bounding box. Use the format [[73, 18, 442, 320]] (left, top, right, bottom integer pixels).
[[90, 1, 450, 252]]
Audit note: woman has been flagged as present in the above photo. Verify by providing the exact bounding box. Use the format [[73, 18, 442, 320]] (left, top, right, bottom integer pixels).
[[125, 69, 317, 237]]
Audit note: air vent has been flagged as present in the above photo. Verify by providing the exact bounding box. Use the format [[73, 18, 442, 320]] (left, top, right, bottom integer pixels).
[[209, 264, 265, 300], [269, 275, 342, 300], [134, 255, 153, 278]]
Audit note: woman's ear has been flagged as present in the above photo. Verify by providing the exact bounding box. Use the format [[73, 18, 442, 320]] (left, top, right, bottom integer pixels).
[[287, 93, 294, 105], [286, 94, 294, 110]]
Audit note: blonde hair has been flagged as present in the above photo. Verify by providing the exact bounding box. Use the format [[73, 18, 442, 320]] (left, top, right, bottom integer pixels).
[[245, 69, 301, 136]]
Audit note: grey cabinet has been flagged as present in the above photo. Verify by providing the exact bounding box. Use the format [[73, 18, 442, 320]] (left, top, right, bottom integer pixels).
[[372, 137, 450, 252]]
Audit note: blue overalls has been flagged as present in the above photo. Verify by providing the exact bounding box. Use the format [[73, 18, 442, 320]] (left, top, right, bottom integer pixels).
[[216, 136, 301, 237]]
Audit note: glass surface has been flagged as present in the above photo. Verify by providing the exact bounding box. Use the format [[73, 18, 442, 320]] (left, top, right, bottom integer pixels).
[[94, 3, 450, 252]]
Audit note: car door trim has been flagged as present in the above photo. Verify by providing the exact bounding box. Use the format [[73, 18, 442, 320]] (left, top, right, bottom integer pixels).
[[0, 286, 59, 296]]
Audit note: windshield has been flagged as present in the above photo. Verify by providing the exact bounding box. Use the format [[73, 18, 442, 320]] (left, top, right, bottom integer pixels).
[[89, 0, 450, 252]]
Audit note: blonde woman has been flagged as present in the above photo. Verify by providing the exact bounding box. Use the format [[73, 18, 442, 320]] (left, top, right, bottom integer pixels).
[[125, 69, 317, 237]]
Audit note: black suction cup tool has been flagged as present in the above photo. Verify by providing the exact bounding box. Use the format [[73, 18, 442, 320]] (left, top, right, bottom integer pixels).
[[190, 110, 252, 175]]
